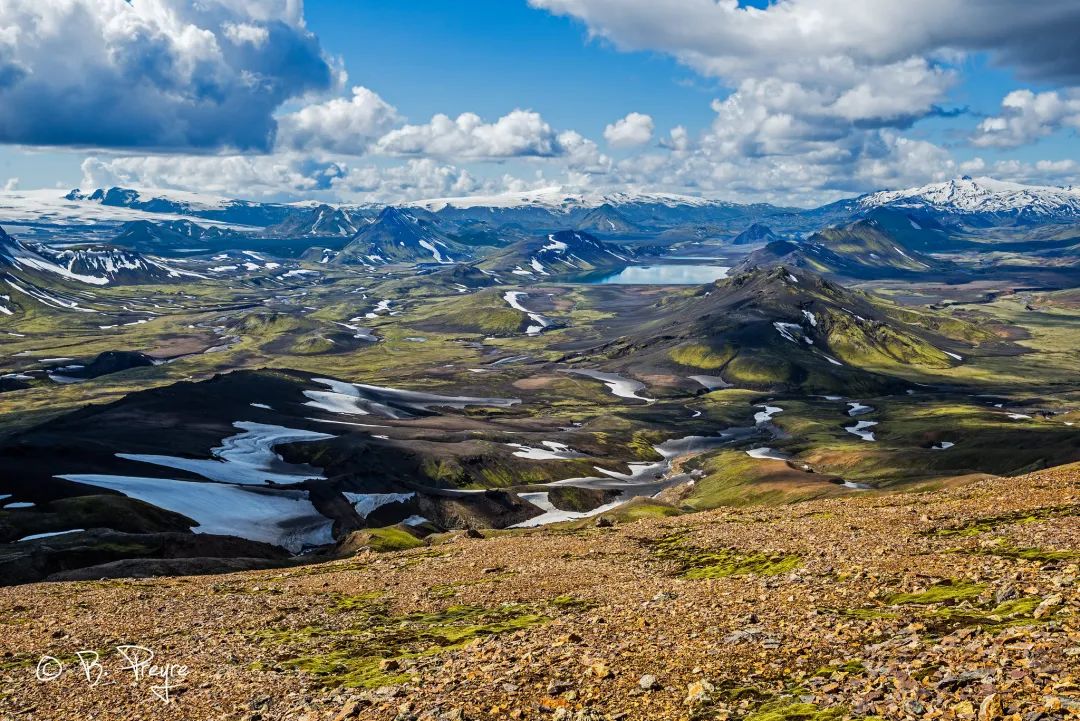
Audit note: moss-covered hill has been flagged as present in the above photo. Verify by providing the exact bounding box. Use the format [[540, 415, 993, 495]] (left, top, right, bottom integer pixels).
[[571, 266, 1008, 394]]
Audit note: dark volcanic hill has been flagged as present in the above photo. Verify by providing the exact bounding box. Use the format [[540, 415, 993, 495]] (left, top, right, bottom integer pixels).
[[731, 222, 779, 245], [576, 204, 643, 235], [111, 219, 248, 253], [739, 213, 956, 279], [0, 368, 605, 582]]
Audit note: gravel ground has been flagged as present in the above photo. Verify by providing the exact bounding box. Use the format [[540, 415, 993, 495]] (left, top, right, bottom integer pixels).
[[2, 464, 1079, 721]]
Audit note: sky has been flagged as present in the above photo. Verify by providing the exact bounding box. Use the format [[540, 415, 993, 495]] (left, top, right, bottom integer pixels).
[[0, 0, 1078, 207]]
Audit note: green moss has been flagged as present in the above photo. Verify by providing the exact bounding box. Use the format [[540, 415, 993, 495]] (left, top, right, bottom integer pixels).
[[629, 430, 665, 461], [833, 607, 900, 620], [845, 590, 1052, 633], [647, 532, 801, 580], [929, 595, 1051, 629], [255, 599, 570, 689], [725, 354, 800, 386], [550, 595, 596, 611], [290, 334, 338, 355], [415, 290, 527, 334], [986, 597, 1041, 619], [975, 543, 1080, 564], [888, 581, 986, 605], [744, 701, 848, 721], [923, 504, 1080, 537], [686, 449, 838, 510], [669, 343, 735, 370], [331, 592, 384, 612], [823, 309, 952, 370], [813, 660, 865, 677], [354, 526, 424, 553], [608, 500, 682, 522]]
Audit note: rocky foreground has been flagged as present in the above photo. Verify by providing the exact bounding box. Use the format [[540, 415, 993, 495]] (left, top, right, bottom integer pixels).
[[2, 465, 1079, 721]]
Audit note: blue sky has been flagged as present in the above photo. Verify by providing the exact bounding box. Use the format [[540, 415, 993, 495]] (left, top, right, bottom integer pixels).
[[302, 0, 718, 136], [0, 0, 1078, 205]]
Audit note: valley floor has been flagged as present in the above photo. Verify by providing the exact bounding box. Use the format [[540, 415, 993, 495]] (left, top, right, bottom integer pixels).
[[2, 462, 1078, 721]]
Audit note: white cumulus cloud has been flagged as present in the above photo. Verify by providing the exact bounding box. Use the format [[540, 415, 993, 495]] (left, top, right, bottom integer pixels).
[[278, 86, 400, 154], [0, 0, 335, 151], [972, 89, 1080, 148], [81, 154, 345, 198], [603, 112, 654, 148], [375, 110, 562, 158]]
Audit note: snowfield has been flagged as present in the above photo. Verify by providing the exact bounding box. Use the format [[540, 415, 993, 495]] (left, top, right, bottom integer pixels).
[[57, 474, 334, 552], [116, 422, 335, 486]]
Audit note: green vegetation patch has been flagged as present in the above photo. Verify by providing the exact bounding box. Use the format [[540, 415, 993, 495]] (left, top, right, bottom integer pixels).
[[412, 289, 526, 335], [669, 342, 735, 370], [741, 699, 884, 721], [832, 607, 900, 621], [745, 702, 848, 721], [355, 526, 425, 553], [813, 660, 866, 677], [646, 531, 801, 580], [971, 541, 1080, 564], [842, 579, 1058, 633], [331, 592, 384, 613], [550, 595, 597, 612], [254, 597, 578, 688], [922, 504, 1080, 537], [887, 580, 986, 605]]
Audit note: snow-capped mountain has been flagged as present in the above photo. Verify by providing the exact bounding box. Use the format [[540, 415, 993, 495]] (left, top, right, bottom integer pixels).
[[334, 207, 469, 265], [480, 230, 631, 279], [269, 204, 373, 237], [0, 225, 194, 286], [858, 177, 1080, 225], [3, 176, 1077, 250]]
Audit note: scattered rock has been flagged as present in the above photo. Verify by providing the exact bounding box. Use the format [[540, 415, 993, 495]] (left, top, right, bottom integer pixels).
[[978, 693, 1003, 721], [1033, 593, 1063, 619], [685, 679, 715, 706], [588, 662, 612, 679], [333, 701, 362, 721]]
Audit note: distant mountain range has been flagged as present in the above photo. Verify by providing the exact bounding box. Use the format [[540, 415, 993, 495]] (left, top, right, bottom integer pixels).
[[0, 177, 1071, 231], [1, 177, 1078, 266]]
